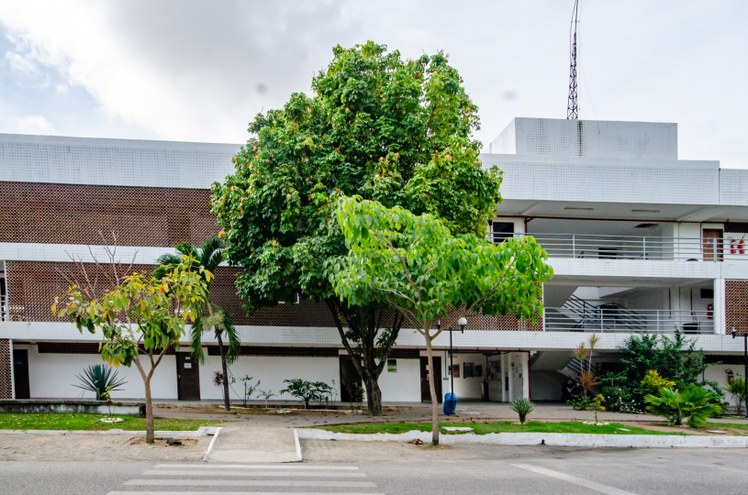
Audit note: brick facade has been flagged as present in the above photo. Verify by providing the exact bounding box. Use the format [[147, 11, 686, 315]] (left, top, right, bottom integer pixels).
[[0, 182, 217, 247], [726, 280, 748, 334], [0, 339, 11, 399]]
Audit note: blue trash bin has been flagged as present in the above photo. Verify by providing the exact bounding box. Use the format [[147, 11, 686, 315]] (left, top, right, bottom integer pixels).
[[443, 392, 458, 415]]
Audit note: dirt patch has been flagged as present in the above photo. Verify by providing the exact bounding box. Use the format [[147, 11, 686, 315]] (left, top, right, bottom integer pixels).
[[0, 433, 210, 462]]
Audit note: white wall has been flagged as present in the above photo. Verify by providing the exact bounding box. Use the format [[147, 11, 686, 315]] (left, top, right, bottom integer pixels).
[[22, 346, 178, 400], [446, 353, 486, 400], [704, 364, 743, 410], [199, 355, 339, 404], [378, 358, 421, 402]]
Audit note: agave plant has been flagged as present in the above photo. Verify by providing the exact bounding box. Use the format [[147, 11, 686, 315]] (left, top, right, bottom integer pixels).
[[73, 364, 127, 400], [511, 397, 535, 424]]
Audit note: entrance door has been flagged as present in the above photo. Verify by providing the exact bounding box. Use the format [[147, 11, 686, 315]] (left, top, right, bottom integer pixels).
[[419, 356, 442, 403], [13, 349, 30, 399], [703, 229, 724, 261], [339, 355, 362, 403], [176, 352, 200, 400]]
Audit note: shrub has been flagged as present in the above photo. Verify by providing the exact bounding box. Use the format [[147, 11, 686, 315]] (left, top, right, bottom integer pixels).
[[645, 385, 723, 427], [281, 378, 334, 409], [728, 378, 747, 416], [640, 370, 676, 396], [73, 364, 127, 400], [567, 395, 593, 411], [511, 397, 535, 424]]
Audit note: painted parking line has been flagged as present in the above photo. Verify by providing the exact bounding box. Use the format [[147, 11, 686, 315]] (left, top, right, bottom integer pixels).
[[511, 463, 638, 495]]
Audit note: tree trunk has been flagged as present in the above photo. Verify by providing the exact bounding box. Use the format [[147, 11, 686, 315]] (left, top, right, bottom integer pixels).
[[365, 375, 383, 416], [218, 332, 230, 411], [324, 300, 401, 418], [425, 334, 440, 445], [144, 376, 155, 444]]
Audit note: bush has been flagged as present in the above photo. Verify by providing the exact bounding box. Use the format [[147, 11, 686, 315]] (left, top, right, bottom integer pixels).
[[640, 370, 676, 397], [281, 378, 334, 409], [511, 397, 535, 424], [567, 395, 593, 411], [73, 364, 127, 400], [645, 385, 723, 427]]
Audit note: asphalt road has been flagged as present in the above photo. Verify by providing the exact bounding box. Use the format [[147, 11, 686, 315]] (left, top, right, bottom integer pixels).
[[2, 447, 748, 495]]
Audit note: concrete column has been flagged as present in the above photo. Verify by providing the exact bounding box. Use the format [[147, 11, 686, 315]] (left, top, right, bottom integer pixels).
[[506, 353, 514, 402], [714, 278, 726, 335], [521, 352, 530, 398], [500, 353, 507, 402]]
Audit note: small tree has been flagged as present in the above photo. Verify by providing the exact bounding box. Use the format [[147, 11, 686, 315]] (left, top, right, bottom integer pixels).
[[728, 377, 747, 416], [333, 197, 552, 445], [54, 257, 209, 443], [154, 236, 241, 412]]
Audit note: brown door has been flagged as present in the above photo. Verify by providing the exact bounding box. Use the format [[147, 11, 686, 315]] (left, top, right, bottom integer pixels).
[[176, 352, 200, 400], [13, 349, 30, 399], [419, 356, 442, 403], [703, 229, 723, 261]]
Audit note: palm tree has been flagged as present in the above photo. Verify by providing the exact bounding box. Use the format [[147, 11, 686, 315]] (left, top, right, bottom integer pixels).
[[155, 235, 241, 411]]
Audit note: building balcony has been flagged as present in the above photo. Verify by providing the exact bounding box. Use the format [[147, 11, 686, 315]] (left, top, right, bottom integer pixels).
[[544, 306, 714, 334], [503, 233, 738, 263]]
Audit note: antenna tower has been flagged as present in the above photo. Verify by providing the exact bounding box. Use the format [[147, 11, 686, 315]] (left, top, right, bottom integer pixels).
[[566, 0, 580, 119]]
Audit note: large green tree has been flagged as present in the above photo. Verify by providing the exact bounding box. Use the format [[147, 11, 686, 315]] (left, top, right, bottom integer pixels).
[[54, 257, 209, 443], [211, 41, 502, 415], [154, 235, 241, 411], [333, 196, 553, 445]]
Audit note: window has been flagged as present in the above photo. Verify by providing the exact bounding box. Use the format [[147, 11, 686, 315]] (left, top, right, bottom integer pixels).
[[492, 222, 514, 243]]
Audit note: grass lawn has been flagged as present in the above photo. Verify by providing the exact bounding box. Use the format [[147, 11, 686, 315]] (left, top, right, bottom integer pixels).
[[319, 421, 670, 435], [706, 422, 748, 433], [0, 413, 225, 431]]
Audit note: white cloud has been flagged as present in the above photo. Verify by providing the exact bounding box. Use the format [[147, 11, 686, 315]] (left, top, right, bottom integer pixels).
[[4, 50, 37, 76], [17, 115, 54, 134], [0, 0, 746, 167]]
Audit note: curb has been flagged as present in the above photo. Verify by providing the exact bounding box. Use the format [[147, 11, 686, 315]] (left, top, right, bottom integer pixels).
[[202, 426, 222, 462], [0, 428, 214, 437], [292, 428, 303, 462], [295, 428, 748, 449]]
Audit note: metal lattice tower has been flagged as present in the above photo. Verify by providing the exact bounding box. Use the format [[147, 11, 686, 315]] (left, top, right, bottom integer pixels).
[[566, 0, 580, 119]]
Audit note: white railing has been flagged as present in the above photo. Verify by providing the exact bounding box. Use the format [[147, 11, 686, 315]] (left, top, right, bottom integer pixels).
[[492, 233, 744, 262], [0, 294, 6, 322], [544, 307, 714, 334]]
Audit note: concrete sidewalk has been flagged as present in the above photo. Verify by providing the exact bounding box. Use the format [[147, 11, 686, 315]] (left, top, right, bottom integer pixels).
[[205, 422, 301, 463]]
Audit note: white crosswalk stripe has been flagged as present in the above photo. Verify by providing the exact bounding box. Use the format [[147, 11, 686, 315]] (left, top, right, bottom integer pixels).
[[106, 462, 384, 494]]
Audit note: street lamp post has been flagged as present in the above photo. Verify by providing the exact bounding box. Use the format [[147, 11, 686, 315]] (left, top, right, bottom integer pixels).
[[440, 317, 467, 415], [732, 328, 748, 419]]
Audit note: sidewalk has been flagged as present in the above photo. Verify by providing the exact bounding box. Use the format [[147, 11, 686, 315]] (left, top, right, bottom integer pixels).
[[1, 401, 747, 462]]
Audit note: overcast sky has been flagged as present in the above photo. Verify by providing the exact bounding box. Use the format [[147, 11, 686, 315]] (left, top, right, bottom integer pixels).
[[1, 1, 746, 167]]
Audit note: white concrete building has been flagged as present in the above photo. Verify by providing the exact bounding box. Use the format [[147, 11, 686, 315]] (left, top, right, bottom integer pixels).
[[1, 117, 746, 406]]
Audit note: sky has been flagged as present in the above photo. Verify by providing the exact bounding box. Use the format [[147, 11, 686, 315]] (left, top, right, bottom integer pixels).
[[1, 1, 747, 167]]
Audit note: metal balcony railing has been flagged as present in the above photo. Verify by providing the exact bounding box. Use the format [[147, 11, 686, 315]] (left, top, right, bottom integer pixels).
[[0, 294, 7, 322], [544, 307, 714, 334], [491, 233, 742, 262]]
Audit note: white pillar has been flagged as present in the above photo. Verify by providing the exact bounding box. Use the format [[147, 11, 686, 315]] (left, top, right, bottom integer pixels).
[[521, 352, 530, 399], [500, 353, 507, 402], [714, 278, 725, 335], [507, 353, 514, 402]]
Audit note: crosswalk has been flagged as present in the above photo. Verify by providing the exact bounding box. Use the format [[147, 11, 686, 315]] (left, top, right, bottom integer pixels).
[[105, 462, 384, 494]]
